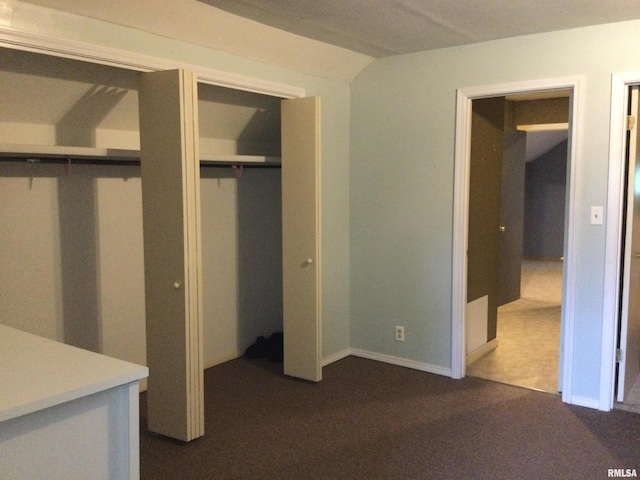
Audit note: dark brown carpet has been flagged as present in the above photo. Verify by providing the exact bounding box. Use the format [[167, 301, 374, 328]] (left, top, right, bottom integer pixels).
[[140, 356, 640, 479]]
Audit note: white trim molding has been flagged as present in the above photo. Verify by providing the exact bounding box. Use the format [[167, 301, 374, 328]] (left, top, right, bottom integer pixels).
[[466, 337, 499, 366], [452, 77, 585, 406], [602, 72, 640, 411], [0, 26, 305, 98], [351, 349, 453, 377], [321, 348, 453, 376], [322, 349, 352, 367]]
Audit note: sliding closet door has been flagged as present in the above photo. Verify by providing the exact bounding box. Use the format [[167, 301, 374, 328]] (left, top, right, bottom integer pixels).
[[282, 96, 322, 382], [138, 69, 204, 441]]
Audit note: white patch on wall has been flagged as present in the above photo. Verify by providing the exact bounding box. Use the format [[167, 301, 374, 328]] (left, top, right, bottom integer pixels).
[[466, 295, 488, 354]]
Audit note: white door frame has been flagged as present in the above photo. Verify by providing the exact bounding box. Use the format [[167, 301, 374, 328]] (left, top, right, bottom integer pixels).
[[0, 26, 304, 98], [602, 73, 640, 410], [452, 77, 585, 407]]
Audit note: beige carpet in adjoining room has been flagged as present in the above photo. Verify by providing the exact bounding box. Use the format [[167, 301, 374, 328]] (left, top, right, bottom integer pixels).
[[467, 259, 563, 394]]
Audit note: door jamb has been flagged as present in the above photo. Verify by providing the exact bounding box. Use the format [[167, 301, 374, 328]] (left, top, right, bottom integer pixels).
[[452, 77, 585, 407], [0, 26, 304, 98], [602, 73, 640, 410]]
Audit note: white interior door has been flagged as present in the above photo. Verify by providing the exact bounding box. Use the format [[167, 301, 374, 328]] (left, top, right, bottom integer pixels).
[[281, 96, 322, 382], [618, 85, 640, 402], [138, 69, 204, 441]]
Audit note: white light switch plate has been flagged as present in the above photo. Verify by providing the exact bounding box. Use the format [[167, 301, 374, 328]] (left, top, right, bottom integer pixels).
[[590, 206, 603, 225]]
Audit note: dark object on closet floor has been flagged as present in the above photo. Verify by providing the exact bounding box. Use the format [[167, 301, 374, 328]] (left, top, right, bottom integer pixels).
[[267, 332, 283, 362], [245, 335, 269, 359], [245, 332, 283, 362]]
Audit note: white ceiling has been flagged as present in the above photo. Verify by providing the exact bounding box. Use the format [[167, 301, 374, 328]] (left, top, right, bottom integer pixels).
[[17, 0, 640, 82], [199, 0, 640, 57]]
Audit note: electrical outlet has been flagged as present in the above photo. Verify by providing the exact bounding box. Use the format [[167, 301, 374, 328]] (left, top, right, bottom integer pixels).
[[395, 326, 405, 342]]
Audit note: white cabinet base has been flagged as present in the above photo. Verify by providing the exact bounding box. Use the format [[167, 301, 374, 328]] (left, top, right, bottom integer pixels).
[[0, 325, 148, 480], [1, 382, 141, 479]]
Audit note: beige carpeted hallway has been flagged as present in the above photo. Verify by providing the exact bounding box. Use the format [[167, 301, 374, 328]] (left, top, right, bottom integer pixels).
[[621, 376, 640, 412], [467, 259, 563, 394], [467, 259, 640, 410]]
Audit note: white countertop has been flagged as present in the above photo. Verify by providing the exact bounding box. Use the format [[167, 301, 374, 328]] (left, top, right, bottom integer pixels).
[[0, 324, 148, 422]]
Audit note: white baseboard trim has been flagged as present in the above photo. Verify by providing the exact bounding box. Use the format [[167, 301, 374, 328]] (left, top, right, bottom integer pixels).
[[350, 349, 452, 377], [202, 348, 454, 382], [568, 395, 600, 410], [204, 351, 242, 370], [466, 337, 499, 366], [322, 348, 352, 366], [204, 348, 353, 371]]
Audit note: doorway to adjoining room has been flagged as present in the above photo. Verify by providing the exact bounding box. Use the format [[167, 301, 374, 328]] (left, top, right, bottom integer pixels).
[[465, 91, 570, 394]]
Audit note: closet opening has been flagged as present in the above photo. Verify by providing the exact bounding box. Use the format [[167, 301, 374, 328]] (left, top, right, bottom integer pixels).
[[2, 45, 322, 440], [197, 82, 285, 370], [0, 45, 289, 369], [0, 47, 145, 363]]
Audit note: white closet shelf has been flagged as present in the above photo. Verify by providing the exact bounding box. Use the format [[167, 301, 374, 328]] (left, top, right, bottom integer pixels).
[[0, 143, 139, 161], [0, 144, 281, 166]]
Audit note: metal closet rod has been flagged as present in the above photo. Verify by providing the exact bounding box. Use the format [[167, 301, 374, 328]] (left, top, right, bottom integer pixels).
[[0, 156, 281, 168]]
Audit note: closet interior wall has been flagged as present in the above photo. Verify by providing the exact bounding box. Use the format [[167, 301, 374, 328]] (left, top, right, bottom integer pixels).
[[0, 47, 283, 373]]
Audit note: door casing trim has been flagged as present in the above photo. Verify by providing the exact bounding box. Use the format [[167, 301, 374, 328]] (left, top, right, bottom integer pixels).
[[0, 26, 304, 98], [603, 73, 640, 410], [452, 76, 585, 408]]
